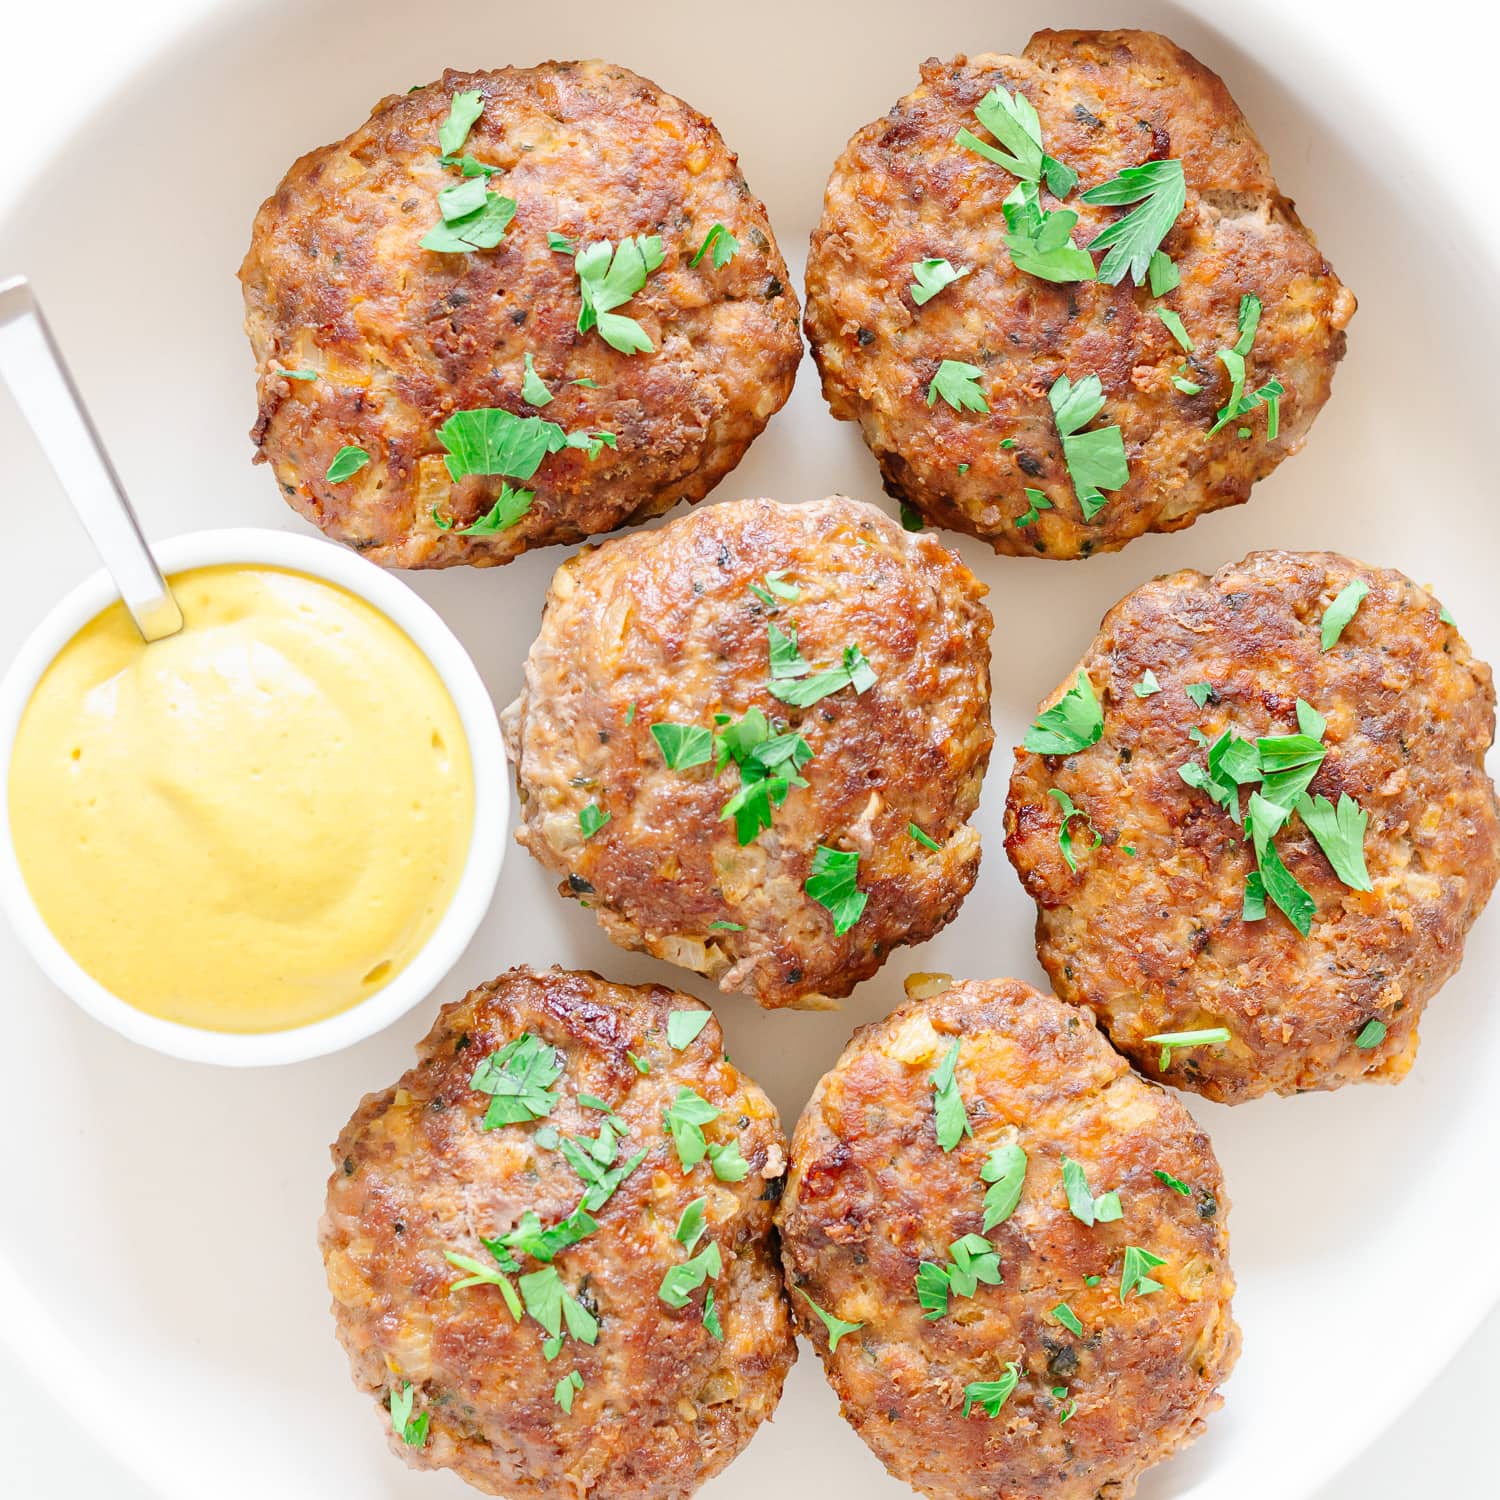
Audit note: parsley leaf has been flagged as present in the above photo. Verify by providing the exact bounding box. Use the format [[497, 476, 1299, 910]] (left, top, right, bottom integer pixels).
[[916, 1233, 1002, 1318], [707, 1138, 749, 1182], [806, 845, 867, 935], [675, 1196, 707, 1254], [390, 1382, 429, 1446], [963, 1362, 1021, 1418], [420, 191, 516, 253], [651, 723, 714, 770], [547, 231, 576, 254], [900, 502, 926, 531], [471, 1033, 564, 1128], [1147, 250, 1180, 295], [1060, 1155, 1122, 1226], [910, 257, 971, 305], [627, 1051, 650, 1075], [1048, 787, 1100, 872], [659, 1241, 722, 1308], [1048, 374, 1128, 520], [1016, 488, 1053, 527], [521, 352, 553, 406], [1154, 1168, 1193, 1196], [1243, 870, 1268, 921], [437, 91, 484, 156], [929, 1039, 971, 1151], [909, 822, 941, 852], [326, 446, 369, 483], [495, 1205, 598, 1265], [459, 483, 534, 535], [927, 359, 989, 413], [436, 407, 566, 483], [1355, 1018, 1388, 1048], [519, 1265, 598, 1346], [1119, 1245, 1167, 1302], [560, 1131, 648, 1212], [1247, 791, 1315, 934], [708, 920, 744, 931], [768, 643, 877, 708], [1157, 308, 1194, 352], [1143, 1027, 1231, 1071], [443, 1251, 523, 1317], [667, 1010, 713, 1051], [980, 1142, 1028, 1231], [795, 1286, 863, 1351], [574, 235, 664, 354], [1321, 579, 1369, 650], [1296, 792, 1373, 891], [1023, 671, 1104, 755], [553, 1370, 583, 1412], [690, 223, 739, 268], [703, 1287, 723, 1339], [1134, 669, 1161, 698], [579, 803, 609, 839], [1001, 182, 1096, 283], [277, 367, 317, 381], [664, 1087, 720, 1170], [1081, 159, 1186, 286], [747, 568, 799, 611], [957, 83, 1076, 197], [1052, 1301, 1084, 1336], [1185, 681, 1213, 708]]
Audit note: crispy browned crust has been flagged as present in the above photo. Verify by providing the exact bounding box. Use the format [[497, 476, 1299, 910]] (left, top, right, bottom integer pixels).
[[1005, 551, 1500, 1102], [804, 30, 1355, 559], [240, 61, 801, 568], [777, 977, 1238, 1500], [502, 497, 995, 1009], [320, 967, 795, 1498]]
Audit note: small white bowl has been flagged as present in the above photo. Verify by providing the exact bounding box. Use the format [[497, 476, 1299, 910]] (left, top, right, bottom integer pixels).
[[0, 527, 507, 1067]]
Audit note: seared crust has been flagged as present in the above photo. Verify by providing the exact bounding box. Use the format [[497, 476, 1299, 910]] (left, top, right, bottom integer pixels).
[[1005, 551, 1500, 1102], [241, 61, 800, 568], [777, 978, 1238, 1500], [502, 497, 995, 1008], [320, 967, 794, 1498], [804, 30, 1355, 558]]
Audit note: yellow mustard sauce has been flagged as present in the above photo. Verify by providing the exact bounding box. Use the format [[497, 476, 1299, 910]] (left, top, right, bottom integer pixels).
[[7, 564, 474, 1032]]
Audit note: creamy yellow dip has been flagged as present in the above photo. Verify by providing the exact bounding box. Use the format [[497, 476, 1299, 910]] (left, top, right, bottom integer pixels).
[[8, 565, 473, 1033]]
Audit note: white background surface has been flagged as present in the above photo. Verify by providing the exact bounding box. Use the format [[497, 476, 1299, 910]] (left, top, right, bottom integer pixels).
[[1, 0, 1497, 1496]]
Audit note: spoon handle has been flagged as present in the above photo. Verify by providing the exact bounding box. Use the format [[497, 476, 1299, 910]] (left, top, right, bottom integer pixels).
[[0, 276, 182, 641]]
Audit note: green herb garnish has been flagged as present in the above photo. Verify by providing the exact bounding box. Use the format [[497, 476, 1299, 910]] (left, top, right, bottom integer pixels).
[[795, 1286, 863, 1351], [1321, 579, 1369, 650], [459, 483, 534, 535], [1048, 373, 1128, 520], [627, 1051, 650, 1075], [1023, 671, 1103, 755], [1048, 787, 1100, 872], [437, 91, 484, 155], [420, 190, 516, 253], [390, 1381, 430, 1446], [980, 1142, 1028, 1230], [521, 352, 553, 406], [962, 1362, 1021, 1418], [664, 1087, 720, 1170], [1157, 308, 1194, 352], [520, 1265, 598, 1348], [929, 1039, 971, 1151], [1016, 488, 1053, 527], [325, 446, 369, 483], [908, 823, 941, 852], [1134, 670, 1161, 698], [579, 803, 610, 839], [747, 569, 799, 611], [1144, 1027, 1231, 1071], [928, 359, 989, 414], [957, 83, 1075, 196], [1051, 1302, 1084, 1336], [1081, 159, 1186, 286], [277, 367, 317, 381], [667, 1010, 713, 1051], [707, 1138, 749, 1182], [708, 920, 744, 931], [1060, 1155, 1122, 1226], [659, 1241, 722, 1307], [805, 845, 867, 936], [1297, 792, 1372, 891], [650, 722, 714, 770], [916, 1233, 1001, 1319], [690, 223, 739, 269], [910, 257, 970, 305], [1355, 1018, 1388, 1048], [574, 235, 664, 354], [443, 1251, 523, 1317], [471, 1032, 564, 1128], [1119, 1245, 1167, 1302], [675, 1197, 707, 1254], [703, 1287, 723, 1339], [1147, 250, 1180, 295], [547, 231, 576, 254], [1154, 1168, 1193, 1196], [554, 1370, 583, 1412], [900, 502, 925, 531]]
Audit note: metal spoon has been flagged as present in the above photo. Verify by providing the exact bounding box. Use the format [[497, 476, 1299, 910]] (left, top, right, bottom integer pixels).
[[0, 275, 182, 641]]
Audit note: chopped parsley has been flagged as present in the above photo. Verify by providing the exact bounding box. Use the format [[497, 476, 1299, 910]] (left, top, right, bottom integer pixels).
[[916, 1233, 1002, 1319], [708, 1138, 749, 1182], [715, 707, 812, 844], [980, 1142, 1028, 1230], [1154, 1168, 1193, 1196], [627, 1051, 650, 1075], [521, 352, 553, 406], [1144, 1027, 1231, 1072], [1023, 671, 1103, 755], [471, 1032, 563, 1128], [458, 483, 534, 535], [1081, 159, 1186, 286], [910, 257, 971, 305], [747, 569, 799, 611], [1049, 373, 1128, 520], [659, 1241, 722, 1308], [1157, 308, 1194, 352], [437, 90, 484, 155], [929, 1039, 971, 1151], [690, 223, 739, 269], [675, 1197, 708, 1254], [1134, 669, 1161, 698], [579, 803, 610, 839], [1048, 787, 1100, 872], [1355, 1018, 1388, 1048], [1320, 578, 1369, 650], [795, 1286, 863, 1351], [1061, 1156, 1122, 1227], [574, 235, 664, 354], [1207, 296, 1279, 436], [708, 920, 744, 931], [957, 83, 1075, 195], [1119, 1245, 1167, 1302], [1051, 1302, 1084, 1337], [547, 231, 576, 254], [667, 1010, 713, 1051], [1147, 250, 1180, 296], [650, 722, 714, 770], [900, 502, 926, 531], [277, 367, 317, 381], [1016, 488, 1053, 527], [765, 622, 877, 707], [1054, 1385, 1077, 1424], [908, 822, 941, 852], [1247, 791, 1315, 935], [519, 1265, 599, 1349], [326, 446, 369, 483], [390, 1381, 430, 1446], [1173, 374, 1204, 395], [443, 1251, 523, 1318], [805, 845, 867, 935], [664, 1087, 720, 1170], [963, 1361, 1021, 1418], [561, 1132, 648, 1213], [1297, 792, 1372, 891], [1001, 182, 1095, 283], [553, 1370, 583, 1412], [493, 1206, 597, 1266], [1185, 681, 1213, 708], [927, 359, 989, 413], [703, 1288, 723, 1339], [420, 188, 516, 253], [436, 407, 569, 483]]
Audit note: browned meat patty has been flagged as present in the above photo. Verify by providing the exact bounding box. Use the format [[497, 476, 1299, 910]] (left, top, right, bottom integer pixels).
[[1005, 551, 1500, 1103], [778, 975, 1238, 1500], [804, 30, 1355, 559], [241, 61, 800, 569], [320, 966, 794, 1498], [501, 496, 994, 1009]]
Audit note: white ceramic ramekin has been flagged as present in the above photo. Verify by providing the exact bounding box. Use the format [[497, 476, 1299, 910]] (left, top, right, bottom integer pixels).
[[0, 527, 507, 1066]]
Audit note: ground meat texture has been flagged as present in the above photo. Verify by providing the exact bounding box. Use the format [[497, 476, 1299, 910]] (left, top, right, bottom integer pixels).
[[240, 61, 800, 568], [1005, 551, 1500, 1103], [777, 976, 1238, 1500], [804, 30, 1355, 559], [320, 967, 794, 1498], [500, 497, 994, 1009]]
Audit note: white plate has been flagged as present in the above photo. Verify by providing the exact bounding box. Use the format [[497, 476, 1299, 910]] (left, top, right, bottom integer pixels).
[[0, 2, 1494, 1498]]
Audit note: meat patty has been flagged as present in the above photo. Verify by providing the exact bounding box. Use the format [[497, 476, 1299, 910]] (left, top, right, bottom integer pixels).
[[777, 975, 1238, 1500], [500, 496, 994, 1009], [1005, 551, 1500, 1103], [320, 966, 794, 1498], [241, 61, 800, 568], [804, 30, 1355, 559]]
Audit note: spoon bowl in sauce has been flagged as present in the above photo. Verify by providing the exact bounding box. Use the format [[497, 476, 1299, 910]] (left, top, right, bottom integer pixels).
[[0, 526, 507, 1066]]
